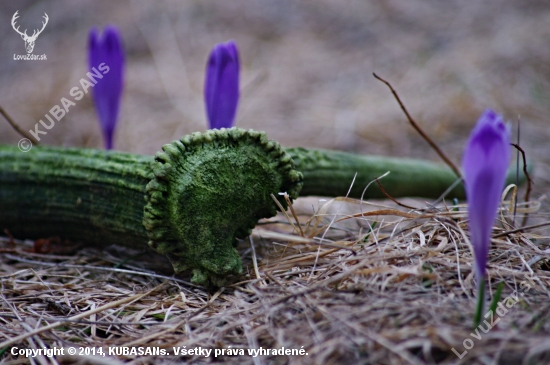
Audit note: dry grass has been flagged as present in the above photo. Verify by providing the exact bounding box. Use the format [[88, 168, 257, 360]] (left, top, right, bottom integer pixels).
[[1, 192, 549, 365], [2, 2, 550, 364]]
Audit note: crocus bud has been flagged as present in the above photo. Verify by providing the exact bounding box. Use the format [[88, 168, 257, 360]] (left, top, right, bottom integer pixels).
[[462, 109, 511, 282], [204, 41, 240, 129], [89, 26, 124, 150]]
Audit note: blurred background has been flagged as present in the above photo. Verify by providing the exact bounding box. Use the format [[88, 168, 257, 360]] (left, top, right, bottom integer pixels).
[[0, 0, 549, 200]]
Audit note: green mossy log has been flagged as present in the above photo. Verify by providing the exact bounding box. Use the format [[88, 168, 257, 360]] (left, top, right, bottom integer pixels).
[[0, 128, 528, 287]]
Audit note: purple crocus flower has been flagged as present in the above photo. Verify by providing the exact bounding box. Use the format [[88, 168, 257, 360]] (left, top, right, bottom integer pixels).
[[462, 109, 511, 283], [89, 26, 124, 150], [204, 41, 240, 129]]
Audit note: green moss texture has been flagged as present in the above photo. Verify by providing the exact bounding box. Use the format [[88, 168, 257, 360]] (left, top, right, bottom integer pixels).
[[0, 128, 530, 287]]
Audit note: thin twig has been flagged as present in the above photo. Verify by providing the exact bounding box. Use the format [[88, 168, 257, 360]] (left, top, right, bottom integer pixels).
[[0, 106, 37, 144], [121, 288, 224, 348], [284, 193, 305, 237], [372, 73, 461, 178], [249, 236, 262, 281], [7, 318, 169, 326], [492, 221, 550, 238], [252, 228, 357, 254], [374, 178, 419, 210], [513, 117, 521, 226], [511, 143, 533, 203], [271, 193, 299, 233], [2, 254, 200, 288], [0, 282, 167, 349]]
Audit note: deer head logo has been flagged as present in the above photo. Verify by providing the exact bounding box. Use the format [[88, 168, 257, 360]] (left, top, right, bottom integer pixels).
[[11, 11, 49, 54]]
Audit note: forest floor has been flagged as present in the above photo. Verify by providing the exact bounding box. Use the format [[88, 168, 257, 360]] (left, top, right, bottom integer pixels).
[[1, 1, 550, 364]]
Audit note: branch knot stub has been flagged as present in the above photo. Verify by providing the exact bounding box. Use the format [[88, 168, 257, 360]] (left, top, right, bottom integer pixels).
[[142, 128, 303, 287]]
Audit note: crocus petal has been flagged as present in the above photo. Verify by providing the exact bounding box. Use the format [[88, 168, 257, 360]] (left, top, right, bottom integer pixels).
[[89, 26, 124, 150], [204, 41, 240, 129], [462, 109, 511, 281]]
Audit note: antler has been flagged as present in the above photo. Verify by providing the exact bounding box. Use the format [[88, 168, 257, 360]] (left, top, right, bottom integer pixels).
[[11, 11, 28, 38], [29, 13, 48, 39]]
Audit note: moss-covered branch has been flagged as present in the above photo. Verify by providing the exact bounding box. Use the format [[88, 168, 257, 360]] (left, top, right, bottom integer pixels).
[[0, 128, 529, 287]]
